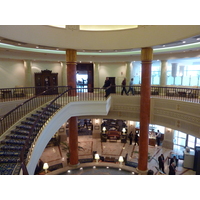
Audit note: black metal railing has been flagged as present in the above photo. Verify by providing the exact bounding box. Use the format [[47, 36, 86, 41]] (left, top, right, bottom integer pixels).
[[0, 85, 200, 174], [0, 86, 69, 136]]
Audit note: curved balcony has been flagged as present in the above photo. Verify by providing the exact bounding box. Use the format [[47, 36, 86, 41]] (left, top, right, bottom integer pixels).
[[0, 85, 200, 175]]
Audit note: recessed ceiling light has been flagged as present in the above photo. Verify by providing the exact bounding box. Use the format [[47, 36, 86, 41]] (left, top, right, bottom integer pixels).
[[197, 38, 200, 40], [182, 41, 186, 43]]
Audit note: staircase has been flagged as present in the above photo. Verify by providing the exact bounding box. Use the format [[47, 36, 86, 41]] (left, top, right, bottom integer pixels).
[[0, 103, 60, 175]]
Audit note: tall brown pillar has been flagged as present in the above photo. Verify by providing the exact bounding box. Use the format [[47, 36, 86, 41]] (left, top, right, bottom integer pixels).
[[66, 49, 77, 96], [66, 49, 79, 165], [68, 117, 79, 165], [138, 47, 153, 173]]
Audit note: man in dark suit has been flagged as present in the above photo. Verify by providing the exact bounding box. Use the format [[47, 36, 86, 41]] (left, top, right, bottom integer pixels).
[[169, 162, 176, 175], [170, 155, 178, 168], [103, 77, 111, 98], [158, 154, 165, 173]]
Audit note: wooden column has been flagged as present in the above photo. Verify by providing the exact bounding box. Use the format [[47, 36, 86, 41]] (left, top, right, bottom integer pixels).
[[66, 49, 79, 166], [138, 47, 153, 173], [68, 117, 79, 165], [66, 49, 77, 96]]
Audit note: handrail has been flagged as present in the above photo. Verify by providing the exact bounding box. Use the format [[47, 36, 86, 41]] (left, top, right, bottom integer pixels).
[[1, 85, 200, 174], [0, 86, 69, 136], [20, 87, 71, 175]]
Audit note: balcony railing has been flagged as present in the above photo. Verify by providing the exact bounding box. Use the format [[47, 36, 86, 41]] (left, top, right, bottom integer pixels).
[[0, 86, 70, 136], [0, 85, 200, 175]]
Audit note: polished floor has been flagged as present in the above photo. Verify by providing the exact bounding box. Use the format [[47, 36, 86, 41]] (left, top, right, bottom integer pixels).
[[39, 134, 196, 175]]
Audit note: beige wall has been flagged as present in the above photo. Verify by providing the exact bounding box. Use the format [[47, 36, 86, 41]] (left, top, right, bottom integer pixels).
[[0, 60, 25, 88], [0, 59, 63, 88]]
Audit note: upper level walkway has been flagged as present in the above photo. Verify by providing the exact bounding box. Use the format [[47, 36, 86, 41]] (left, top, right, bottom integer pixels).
[[0, 85, 200, 174]]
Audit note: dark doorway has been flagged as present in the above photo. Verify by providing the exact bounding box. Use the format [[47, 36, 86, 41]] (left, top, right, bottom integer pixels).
[[109, 77, 116, 93], [77, 63, 94, 92]]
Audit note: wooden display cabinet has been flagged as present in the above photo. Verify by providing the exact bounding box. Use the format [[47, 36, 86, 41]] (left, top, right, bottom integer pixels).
[[35, 70, 58, 95]]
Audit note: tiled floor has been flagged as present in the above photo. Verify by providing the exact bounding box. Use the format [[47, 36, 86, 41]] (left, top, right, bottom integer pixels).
[[38, 135, 196, 175]]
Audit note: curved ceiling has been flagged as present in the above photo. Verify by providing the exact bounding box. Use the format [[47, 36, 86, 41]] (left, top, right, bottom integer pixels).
[[0, 25, 200, 62]]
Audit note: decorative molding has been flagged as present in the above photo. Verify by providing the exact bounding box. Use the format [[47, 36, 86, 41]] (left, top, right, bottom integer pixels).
[[154, 108, 200, 125], [67, 25, 79, 31], [112, 105, 140, 112]]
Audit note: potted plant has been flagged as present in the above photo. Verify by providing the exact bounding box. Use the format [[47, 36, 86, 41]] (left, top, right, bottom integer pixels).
[[61, 141, 84, 163]]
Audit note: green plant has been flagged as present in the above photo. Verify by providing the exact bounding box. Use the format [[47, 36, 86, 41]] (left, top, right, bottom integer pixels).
[[61, 141, 84, 159]]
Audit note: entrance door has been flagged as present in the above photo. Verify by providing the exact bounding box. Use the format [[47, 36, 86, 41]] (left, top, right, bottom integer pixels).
[[77, 63, 94, 92], [109, 77, 116, 93]]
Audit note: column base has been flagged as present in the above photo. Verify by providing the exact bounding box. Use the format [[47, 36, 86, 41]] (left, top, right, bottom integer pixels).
[[69, 162, 80, 168], [136, 168, 148, 175]]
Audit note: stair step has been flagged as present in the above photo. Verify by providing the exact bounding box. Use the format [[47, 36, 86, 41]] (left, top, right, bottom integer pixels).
[[0, 163, 17, 175], [1, 139, 26, 145], [11, 129, 30, 135], [21, 121, 43, 127], [6, 134, 29, 140], [16, 125, 32, 130], [0, 145, 24, 151], [36, 110, 52, 115], [0, 156, 19, 163], [0, 151, 20, 157]]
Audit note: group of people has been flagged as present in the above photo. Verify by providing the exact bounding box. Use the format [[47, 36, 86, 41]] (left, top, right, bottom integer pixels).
[[102, 77, 135, 98], [158, 154, 178, 175], [121, 78, 134, 95], [128, 131, 139, 146]]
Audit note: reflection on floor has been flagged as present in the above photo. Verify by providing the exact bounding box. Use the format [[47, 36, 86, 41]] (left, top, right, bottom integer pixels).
[[38, 135, 196, 175]]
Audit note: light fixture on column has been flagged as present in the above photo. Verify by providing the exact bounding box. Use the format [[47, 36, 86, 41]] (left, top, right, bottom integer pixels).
[[95, 153, 100, 163], [43, 163, 49, 174], [118, 156, 124, 166]]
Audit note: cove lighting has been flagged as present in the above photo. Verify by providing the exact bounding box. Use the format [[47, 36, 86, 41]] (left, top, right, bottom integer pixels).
[[80, 25, 138, 31], [49, 25, 66, 29], [1, 41, 200, 56]]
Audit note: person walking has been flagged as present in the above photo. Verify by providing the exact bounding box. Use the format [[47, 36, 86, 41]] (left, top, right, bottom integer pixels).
[[158, 154, 165, 173], [121, 78, 128, 95], [102, 77, 111, 98], [127, 78, 134, 95], [134, 132, 139, 146], [128, 131, 133, 145]]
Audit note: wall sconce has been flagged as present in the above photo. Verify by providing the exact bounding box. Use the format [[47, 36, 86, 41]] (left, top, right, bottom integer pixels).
[[95, 119, 99, 125], [167, 128, 172, 133], [95, 153, 100, 163], [118, 156, 124, 166], [43, 163, 49, 173], [102, 127, 106, 133], [130, 121, 134, 126]]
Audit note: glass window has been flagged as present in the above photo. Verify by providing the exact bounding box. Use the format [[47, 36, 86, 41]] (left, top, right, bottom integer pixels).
[[187, 135, 195, 149], [174, 131, 186, 147], [196, 138, 200, 147]]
